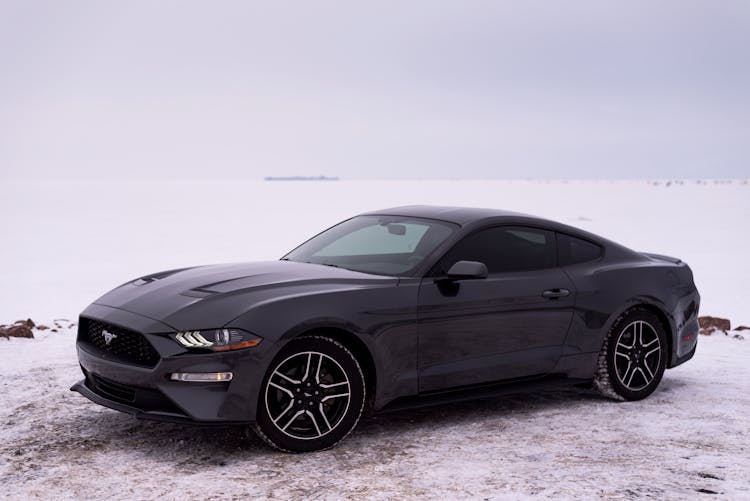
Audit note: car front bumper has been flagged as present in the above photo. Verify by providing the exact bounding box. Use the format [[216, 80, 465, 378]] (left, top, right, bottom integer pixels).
[[70, 304, 277, 424]]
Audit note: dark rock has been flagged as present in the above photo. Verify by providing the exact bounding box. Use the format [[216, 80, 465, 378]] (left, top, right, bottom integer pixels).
[[695, 488, 719, 495], [699, 326, 731, 336], [36, 325, 50, 331], [699, 326, 719, 336], [698, 316, 731, 331], [6, 325, 33, 338], [734, 325, 750, 331]]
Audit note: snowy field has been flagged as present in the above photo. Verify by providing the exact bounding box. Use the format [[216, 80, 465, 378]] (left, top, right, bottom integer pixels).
[[0, 178, 748, 326], [1, 326, 749, 499], [1, 179, 749, 499]]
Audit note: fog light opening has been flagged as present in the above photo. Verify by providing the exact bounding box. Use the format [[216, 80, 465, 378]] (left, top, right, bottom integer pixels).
[[170, 372, 233, 382]]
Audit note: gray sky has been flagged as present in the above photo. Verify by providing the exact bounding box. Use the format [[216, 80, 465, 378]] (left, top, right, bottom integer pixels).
[[1, 0, 748, 180]]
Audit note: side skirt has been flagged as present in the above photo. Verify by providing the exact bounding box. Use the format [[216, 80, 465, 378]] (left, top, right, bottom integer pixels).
[[377, 374, 592, 414]]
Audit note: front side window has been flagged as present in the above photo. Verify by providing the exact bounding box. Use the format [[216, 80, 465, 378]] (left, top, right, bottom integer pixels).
[[435, 226, 556, 274], [283, 216, 457, 276]]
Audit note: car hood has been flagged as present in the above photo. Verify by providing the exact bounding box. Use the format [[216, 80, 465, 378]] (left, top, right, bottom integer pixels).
[[93, 260, 398, 330]]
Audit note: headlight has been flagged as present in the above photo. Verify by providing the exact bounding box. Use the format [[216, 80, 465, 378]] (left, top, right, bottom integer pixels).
[[174, 329, 262, 351]]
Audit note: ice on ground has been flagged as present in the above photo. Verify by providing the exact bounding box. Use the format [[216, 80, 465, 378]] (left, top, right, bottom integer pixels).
[[1, 328, 749, 499]]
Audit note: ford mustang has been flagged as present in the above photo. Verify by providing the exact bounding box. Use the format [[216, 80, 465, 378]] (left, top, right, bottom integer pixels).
[[71, 206, 700, 452]]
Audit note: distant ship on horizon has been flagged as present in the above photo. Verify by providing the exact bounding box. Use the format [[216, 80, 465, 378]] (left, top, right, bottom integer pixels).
[[264, 175, 339, 181]]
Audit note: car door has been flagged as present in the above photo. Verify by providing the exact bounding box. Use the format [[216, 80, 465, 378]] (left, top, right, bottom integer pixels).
[[417, 225, 576, 392]]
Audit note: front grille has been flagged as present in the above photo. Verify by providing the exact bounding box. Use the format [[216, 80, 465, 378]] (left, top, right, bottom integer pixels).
[[79, 318, 160, 367]]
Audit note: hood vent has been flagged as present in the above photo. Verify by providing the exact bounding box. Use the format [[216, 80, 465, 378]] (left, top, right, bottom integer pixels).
[[132, 267, 194, 286], [180, 288, 217, 298]]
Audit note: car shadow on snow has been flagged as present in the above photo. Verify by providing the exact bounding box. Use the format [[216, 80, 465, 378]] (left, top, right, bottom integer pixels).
[[654, 376, 688, 393], [59, 385, 605, 456], [15, 377, 686, 470]]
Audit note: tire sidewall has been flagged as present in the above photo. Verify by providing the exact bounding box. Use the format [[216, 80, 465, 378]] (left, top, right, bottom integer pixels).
[[255, 336, 365, 452], [606, 310, 668, 401]]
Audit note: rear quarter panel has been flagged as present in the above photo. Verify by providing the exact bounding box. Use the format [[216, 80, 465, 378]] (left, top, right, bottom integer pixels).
[[556, 253, 700, 378]]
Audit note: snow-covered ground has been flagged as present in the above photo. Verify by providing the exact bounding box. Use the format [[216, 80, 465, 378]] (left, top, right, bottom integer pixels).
[[0, 178, 748, 326], [1, 326, 749, 499], [1, 179, 749, 499]]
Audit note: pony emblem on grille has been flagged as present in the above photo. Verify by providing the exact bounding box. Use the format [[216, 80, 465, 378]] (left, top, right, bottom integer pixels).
[[102, 329, 117, 346]]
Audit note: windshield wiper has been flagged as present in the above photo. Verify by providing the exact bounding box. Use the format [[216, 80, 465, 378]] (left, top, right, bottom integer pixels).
[[295, 260, 346, 270]]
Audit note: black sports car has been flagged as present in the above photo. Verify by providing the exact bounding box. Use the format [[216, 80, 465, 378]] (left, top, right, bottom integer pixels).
[[72, 206, 700, 452]]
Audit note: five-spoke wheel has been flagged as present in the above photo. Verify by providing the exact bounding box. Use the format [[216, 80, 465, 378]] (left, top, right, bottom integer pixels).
[[266, 351, 352, 440], [254, 336, 365, 452], [594, 308, 668, 401], [613, 320, 662, 391]]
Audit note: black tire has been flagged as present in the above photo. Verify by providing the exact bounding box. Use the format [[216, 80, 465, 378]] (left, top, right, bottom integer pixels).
[[594, 308, 668, 401], [254, 335, 365, 452]]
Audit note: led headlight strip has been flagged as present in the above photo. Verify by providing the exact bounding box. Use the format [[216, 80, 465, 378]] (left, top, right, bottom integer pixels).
[[175, 331, 214, 348], [174, 329, 262, 351]]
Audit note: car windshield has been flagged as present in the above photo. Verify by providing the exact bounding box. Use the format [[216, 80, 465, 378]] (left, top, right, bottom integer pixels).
[[283, 215, 457, 276]]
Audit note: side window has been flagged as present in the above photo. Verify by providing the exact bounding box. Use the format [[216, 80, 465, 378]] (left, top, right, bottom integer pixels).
[[556, 233, 602, 266], [438, 226, 556, 274]]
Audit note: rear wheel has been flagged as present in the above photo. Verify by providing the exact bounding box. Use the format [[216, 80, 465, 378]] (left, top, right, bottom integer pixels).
[[254, 336, 365, 452], [594, 308, 668, 401]]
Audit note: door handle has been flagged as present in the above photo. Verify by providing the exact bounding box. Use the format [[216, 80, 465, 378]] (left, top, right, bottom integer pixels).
[[542, 288, 570, 299]]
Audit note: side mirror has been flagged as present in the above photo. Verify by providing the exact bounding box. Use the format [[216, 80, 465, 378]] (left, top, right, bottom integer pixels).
[[444, 260, 488, 280]]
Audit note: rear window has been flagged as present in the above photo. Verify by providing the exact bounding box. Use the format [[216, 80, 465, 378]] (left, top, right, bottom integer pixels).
[[557, 233, 603, 266]]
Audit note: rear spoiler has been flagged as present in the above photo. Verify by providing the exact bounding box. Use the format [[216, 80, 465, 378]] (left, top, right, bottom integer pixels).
[[640, 252, 682, 264]]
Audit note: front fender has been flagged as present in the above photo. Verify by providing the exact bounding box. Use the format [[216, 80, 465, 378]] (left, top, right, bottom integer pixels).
[[226, 284, 421, 410]]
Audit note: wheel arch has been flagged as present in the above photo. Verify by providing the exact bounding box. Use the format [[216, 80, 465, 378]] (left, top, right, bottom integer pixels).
[[295, 327, 377, 415], [604, 301, 674, 365], [634, 303, 675, 368]]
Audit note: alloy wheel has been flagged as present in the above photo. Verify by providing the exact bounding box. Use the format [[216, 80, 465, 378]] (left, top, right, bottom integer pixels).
[[613, 320, 662, 391], [264, 351, 352, 440]]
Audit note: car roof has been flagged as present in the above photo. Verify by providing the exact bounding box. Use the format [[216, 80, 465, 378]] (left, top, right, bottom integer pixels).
[[363, 205, 639, 259], [362, 205, 537, 225]]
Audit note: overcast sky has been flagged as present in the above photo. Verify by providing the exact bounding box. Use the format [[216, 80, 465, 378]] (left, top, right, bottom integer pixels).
[[1, 1, 748, 180]]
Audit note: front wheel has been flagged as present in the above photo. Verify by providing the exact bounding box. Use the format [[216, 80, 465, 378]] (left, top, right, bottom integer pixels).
[[254, 336, 365, 452], [594, 308, 668, 401]]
